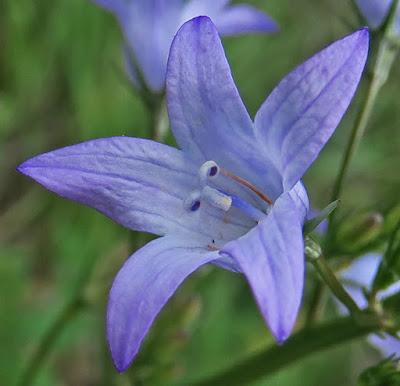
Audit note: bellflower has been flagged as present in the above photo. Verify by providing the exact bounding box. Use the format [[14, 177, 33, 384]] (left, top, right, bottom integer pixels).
[[339, 254, 400, 356], [92, 0, 278, 92], [355, 0, 400, 33], [18, 17, 369, 371]]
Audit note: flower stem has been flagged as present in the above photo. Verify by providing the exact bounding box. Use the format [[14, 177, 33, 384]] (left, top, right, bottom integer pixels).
[[329, 72, 380, 211], [328, 32, 398, 241], [187, 313, 380, 386], [17, 248, 100, 386], [150, 99, 169, 143], [17, 297, 85, 386], [305, 237, 361, 315], [311, 255, 361, 315], [305, 280, 326, 325]]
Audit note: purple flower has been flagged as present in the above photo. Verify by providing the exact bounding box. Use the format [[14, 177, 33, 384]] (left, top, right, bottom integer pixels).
[[92, 0, 278, 92], [18, 17, 369, 371], [355, 0, 400, 33], [340, 254, 400, 356]]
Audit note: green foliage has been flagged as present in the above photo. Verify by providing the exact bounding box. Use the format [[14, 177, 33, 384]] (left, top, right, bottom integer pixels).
[[335, 212, 384, 255], [358, 357, 400, 386], [304, 200, 339, 235], [373, 218, 400, 292]]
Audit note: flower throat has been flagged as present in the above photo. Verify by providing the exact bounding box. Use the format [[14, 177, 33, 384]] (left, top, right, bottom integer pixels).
[[184, 160, 273, 223]]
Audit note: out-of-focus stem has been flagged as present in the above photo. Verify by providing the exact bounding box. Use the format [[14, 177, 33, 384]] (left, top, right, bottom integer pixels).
[[328, 26, 398, 242], [305, 280, 326, 326], [329, 72, 381, 216], [305, 237, 360, 316], [17, 245, 101, 386], [187, 313, 380, 386], [17, 298, 85, 386], [311, 255, 361, 315], [150, 99, 169, 143]]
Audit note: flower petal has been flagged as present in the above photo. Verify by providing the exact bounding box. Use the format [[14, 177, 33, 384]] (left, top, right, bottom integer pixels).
[[222, 188, 308, 342], [340, 253, 400, 308], [97, 0, 184, 92], [368, 334, 400, 357], [341, 253, 381, 290], [167, 16, 253, 161], [214, 4, 279, 35], [254, 29, 369, 191], [181, 0, 230, 21], [107, 236, 218, 371], [123, 45, 141, 90], [167, 16, 283, 199], [17, 137, 198, 236], [355, 0, 392, 29]]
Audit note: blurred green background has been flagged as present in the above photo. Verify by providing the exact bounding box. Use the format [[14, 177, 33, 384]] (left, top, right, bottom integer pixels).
[[1, 0, 399, 385]]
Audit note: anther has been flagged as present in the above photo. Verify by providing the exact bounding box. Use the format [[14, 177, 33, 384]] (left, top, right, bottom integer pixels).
[[201, 186, 232, 212], [183, 191, 202, 212], [199, 161, 220, 186]]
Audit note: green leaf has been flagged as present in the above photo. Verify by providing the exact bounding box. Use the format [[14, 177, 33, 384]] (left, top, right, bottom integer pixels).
[[373, 218, 400, 292], [336, 212, 384, 254], [303, 200, 339, 235], [358, 356, 400, 386]]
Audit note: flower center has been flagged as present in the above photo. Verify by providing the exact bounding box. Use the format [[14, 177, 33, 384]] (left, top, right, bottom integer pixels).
[[184, 160, 273, 223]]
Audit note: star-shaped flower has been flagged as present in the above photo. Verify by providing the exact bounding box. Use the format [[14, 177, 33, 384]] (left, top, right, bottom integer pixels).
[[339, 253, 400, 356], [91, 0, 278, 92], [18, 17, 369, 371], [355, 0, 400, 33]]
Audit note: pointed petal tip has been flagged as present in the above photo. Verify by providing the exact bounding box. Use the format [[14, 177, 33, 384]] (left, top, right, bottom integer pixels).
[[185, 15, 215, 30], [16, 156, 44, 180], [16, 160, 33, 177], [351, 26, 370, 46], [16, 164, 25, 175], [357, 26, 370, 40], [175, 15, 217, 45], [113, 357, 132, 374], [107, 313, 139, 374], [273, 326, 291, 345], [113, 360, 129, 374]]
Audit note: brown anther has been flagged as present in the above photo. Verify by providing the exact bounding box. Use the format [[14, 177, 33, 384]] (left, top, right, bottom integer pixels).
[[220, 168, 273, 205]]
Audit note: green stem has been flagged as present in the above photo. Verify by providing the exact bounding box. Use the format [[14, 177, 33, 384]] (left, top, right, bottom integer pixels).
[[17, 297, 85, 386], [305, 280, 326, 326], [187, 313, 380, 386], [329, 73, 381, 209], [150, 99, 169, 143], [328, 30, 398, 241], [305, 237, 360, 315], [311, 255, 361, 315], [18, 248, 99, 386]]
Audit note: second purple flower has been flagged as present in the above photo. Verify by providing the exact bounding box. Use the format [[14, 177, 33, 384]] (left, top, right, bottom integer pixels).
[[91, 0, 278, 92]]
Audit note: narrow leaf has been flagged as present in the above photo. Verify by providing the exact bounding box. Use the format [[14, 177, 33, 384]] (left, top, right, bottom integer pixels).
[[303, 200, 339, 235]]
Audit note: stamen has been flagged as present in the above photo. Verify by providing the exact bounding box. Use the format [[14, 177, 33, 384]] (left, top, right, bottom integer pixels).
[[183, 191, 202, 212], [201, 186, 232, 212], [220, 168, 273, 205], [199, 161, 220, 186], [230, 194, 267, 222], [190, 201, 201, 212]]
